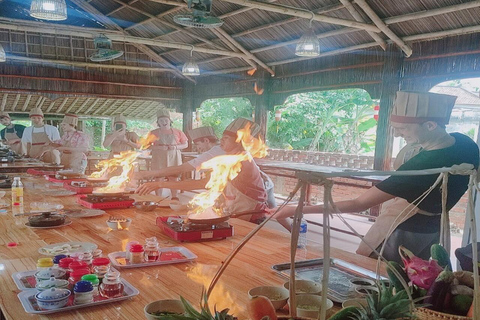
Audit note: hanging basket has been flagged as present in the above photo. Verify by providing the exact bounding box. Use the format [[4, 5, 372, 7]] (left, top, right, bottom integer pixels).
[[415, 307, 472, 320]]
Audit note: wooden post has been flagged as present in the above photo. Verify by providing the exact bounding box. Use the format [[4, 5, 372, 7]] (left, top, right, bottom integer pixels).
[[253, 71, 273, 140], [101, 120, 106, 148], [373, 44, 404, 171]]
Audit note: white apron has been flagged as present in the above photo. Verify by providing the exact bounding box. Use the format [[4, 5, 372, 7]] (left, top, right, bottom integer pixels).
[[29, 127, 60, 164], [356, 198, 439, 257], [151, 129, 181, 171], [108, 132, 136, 159], [224, 182, 266, 223], [5, 128, 26, 155], [60, 131, 86, 173]]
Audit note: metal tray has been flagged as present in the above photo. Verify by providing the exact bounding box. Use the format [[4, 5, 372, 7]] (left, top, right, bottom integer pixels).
[[108, 246, 197, 268], [272, 258, 385, 303]]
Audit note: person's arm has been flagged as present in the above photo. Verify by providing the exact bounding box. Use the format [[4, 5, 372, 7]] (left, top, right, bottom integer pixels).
[[273, 186, 395, 229], [124, 132, 140, 149], [136, 178, 208, 195], [134, 162, 195, 180]]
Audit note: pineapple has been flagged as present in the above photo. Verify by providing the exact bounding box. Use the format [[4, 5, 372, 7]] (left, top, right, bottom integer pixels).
[[351, 281, 421, 320]]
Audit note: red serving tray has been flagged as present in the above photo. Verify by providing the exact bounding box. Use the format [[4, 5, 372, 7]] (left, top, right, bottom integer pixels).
[[77, 195, 134, 209], [63, 183, 94, 194], [26, 169, 57, 176], [47, 176, 86, 184], [156, 216, 233, 242]]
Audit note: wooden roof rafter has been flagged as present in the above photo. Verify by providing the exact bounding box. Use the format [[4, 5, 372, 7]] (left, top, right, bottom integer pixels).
[[11, 94, 21, 111]]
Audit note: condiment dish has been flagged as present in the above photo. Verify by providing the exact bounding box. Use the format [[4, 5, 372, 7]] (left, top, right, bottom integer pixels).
[[248, 285, 289, 310], [106, 218, 132, 230], [288, 294, 333, 319], [283, 279, 322, 295], [144, 299, 185, 320], [169, 200, 188, 211]]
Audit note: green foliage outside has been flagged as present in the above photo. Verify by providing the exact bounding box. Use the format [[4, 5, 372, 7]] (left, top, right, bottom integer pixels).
[[198, 89, 377, 154]]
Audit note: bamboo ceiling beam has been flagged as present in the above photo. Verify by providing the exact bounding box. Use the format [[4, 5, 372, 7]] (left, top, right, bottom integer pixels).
[[59, 97, 79, 114], [21, 95, 32, 112], [92, 99, 110, 116], [124, 7, 184, 31], [353, 0, 412, 56], [45, 102, 55, 113], [83, 99, 101, 115], [215, 0, 380, 32], [69, 0, 193, 82], [339, 0, 386, 50], [77, 98, 96, 114], [67, 97, 90, 114], [1, 94, 8, 111], [11, 94, 20, 111], [106, 0, 140, 16], [52, 98, 69, 113]]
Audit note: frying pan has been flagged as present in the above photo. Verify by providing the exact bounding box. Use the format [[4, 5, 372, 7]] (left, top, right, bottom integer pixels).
[[187, 209, 266, 225], [90, 190, 134, 197], [86, 177, 110, 183]]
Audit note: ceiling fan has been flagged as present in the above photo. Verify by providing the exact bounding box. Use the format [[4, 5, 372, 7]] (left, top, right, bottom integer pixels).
[[90, 35, 124, 62], [174, 0, 223, 28]]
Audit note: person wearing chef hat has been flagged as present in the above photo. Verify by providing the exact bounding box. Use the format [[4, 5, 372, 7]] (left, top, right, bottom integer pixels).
[[146, 108, 188, 198], [273, 91, 479, 263], [138, 118, 268, 224], [0, 111, 27, 155], [103, 114, 140, 159], [48, 114, 90, 173], [21, 108, 61, 164]]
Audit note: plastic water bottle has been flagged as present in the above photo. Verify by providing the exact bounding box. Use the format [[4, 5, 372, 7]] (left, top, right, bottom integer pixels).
[[11, 177, 23, 206], [297, 218, 308, 249]]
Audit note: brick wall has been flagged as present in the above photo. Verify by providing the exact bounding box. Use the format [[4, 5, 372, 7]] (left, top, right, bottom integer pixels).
[[265, 149, 468, 230]]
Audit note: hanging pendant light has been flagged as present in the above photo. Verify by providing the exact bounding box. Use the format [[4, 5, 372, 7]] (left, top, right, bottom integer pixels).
[[182, 46, 200, 76], [0, 44, 6, 63], [30, 0, 67, 21], [295, 12, 320, 57]]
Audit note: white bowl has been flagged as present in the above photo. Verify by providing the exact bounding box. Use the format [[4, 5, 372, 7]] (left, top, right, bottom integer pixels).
[[248, 286, 289, 310], [342, 298, 368, 309], [35, 268, 67, 281], [169, 201, 188, 211], [283, 280, 322, 295], [106, 218, 132, 230], [35, 276, 69, 291], [144, 299, 185, 320], [35, 288, 71, 310], [288, 294, 333, 319]]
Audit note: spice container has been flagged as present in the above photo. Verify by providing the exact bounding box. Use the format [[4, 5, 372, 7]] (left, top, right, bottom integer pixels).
[[37, 258, 54, 271], [74, 280, 94, 305], [125, 241, 140, 261], [129, 244, 144, 264], [81, 274, 100, 296], [68, 261, 89, 273], [144, 237, 160, 262], [80, 251, 93, 271], [52, 255, 67, 267], [58, 257, 75, 279], [99, 269, 124, 298], [92, 257, 110, 284], [68, 268, 90, 289]]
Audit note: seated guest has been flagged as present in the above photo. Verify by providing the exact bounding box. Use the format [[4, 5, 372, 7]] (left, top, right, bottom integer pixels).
[[21, 108, 61, 164], [50, 114, 90, 173], [103, 114, 140, 159], [0, 111, 26, 155], [136, 118, 268, 223]]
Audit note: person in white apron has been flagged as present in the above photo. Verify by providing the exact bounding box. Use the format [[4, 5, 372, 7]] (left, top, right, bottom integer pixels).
[[21, 108, 61, 164], [49, 114, 90, 173], [103, 114, 140, 159], [147, 108, 188, 198], [137, 118, 268, 223], [272, 91, 479, 263], [0, 111, 26, 155]]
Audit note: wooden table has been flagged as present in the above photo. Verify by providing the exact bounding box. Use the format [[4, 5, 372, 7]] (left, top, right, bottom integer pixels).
[[0, 176, 383, 320], [0, 161, 63, 173]]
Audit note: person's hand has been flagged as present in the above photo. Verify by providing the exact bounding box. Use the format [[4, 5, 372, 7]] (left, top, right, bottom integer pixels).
[[135, 181, 162, 196], [114, 129, 126, 137]]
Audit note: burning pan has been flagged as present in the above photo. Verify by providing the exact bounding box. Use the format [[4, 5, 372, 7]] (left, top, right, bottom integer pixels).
[[86, 177, 110, 183], [187, 210, 266, 225]]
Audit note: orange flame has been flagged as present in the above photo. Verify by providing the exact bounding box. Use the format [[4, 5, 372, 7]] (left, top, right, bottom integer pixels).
[[188, 124, 268, 216], [117, 221, 123, 230], [187, 264, 244, 315], [138, 132, 158, 150]]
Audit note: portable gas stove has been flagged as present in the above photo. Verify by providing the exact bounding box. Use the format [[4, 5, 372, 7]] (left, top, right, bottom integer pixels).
[[77, 194, 135, 209], [157, 216, 233, 242]]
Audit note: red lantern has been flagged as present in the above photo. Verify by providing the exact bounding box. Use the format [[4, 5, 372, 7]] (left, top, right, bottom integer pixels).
[[275, 109, 282, 122], [373, 105, 380, 121]]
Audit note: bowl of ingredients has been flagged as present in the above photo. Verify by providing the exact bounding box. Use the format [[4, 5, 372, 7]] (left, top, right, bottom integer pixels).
[[248, 285, 289, 310], [106, 217, 132, 230], [133, 201, 158, 212], [144, 299, 185, 320], [288, 294, 333, 319], [35, 288, 71, 310], [283, 280, 322, 295], [169, 200, 188, 211]]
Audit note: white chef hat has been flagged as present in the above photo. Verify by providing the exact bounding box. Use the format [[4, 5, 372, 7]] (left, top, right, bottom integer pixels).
[[188, 126, 217, 142], [29, 107, 44, 118], [61, 114, 78, 126], [224, 118, 261, 138], [390, 91, 456, 125], [0, 111, 10, 119], [156, 108, 171, 120]]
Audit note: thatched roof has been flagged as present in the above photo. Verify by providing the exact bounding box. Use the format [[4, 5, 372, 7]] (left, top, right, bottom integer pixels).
[[0, 0, 480, 117]]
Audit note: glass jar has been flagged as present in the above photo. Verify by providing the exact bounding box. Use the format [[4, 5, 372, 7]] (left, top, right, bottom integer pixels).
[[81, 274, 100, 296], [92, 258, 110, 284], [58, 257, 75, 279], [144, 237, 160, 262], [68, 261, 89, 274], [74, 280, 94, 305], [125, 241, 140, 261], [99, 269, 124, 298], [36, 258, 54, 271], [68, 268, 90, 289], [80, 251, 93, 271], [129, 244, 144, 264]]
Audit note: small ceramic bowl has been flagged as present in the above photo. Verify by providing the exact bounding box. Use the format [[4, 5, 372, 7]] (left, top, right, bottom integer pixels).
[[342, 298, 368, 309], [106, 218, 132, 230], [288, 294, 333, 319], [349, 277, 375, 288], [355, 285, 379, 296], [283, 280, 322, 295], [35, 276, 69, 291], [35, 288, 71, 310], [144, 299, 186, 320], [35, 268, 67, 281], [169, 201, 188, 211], [133, 201, 158, 212], [248, 286, 289, 310]]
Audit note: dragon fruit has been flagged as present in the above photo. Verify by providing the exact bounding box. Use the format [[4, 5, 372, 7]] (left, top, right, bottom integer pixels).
[[398, 245, 443, 290]]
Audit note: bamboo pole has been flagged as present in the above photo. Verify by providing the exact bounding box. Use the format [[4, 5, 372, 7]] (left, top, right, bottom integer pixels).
[[11, 94, 20, 111], [124, 7, 184, 31], [339, 0, 386, 50], [0, 94, 8, 111], [215, 0, 380, 32], [21, 95, 32, 112], [353, 0, 412, 57]]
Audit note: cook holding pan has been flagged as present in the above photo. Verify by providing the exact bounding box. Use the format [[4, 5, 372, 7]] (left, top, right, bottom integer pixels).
[[273, 91, 479, 263], [136, 118, 268, 224]]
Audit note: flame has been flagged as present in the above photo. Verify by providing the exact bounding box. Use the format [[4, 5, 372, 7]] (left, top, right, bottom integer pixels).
[[138, 132, 158, 150], [187, 264, 244, 315], [188, 123, 268, 216], [117, 221, 123, 230]]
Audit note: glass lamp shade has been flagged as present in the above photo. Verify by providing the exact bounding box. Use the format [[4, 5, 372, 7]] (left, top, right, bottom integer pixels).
[[295, 28, 320, 57], [30, 0, 67, 21], [0, 44, 5, 62], [182, 59, 200, 76]]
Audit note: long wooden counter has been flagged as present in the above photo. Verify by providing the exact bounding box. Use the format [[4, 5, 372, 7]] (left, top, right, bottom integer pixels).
[[0, 175, 383, 320]]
